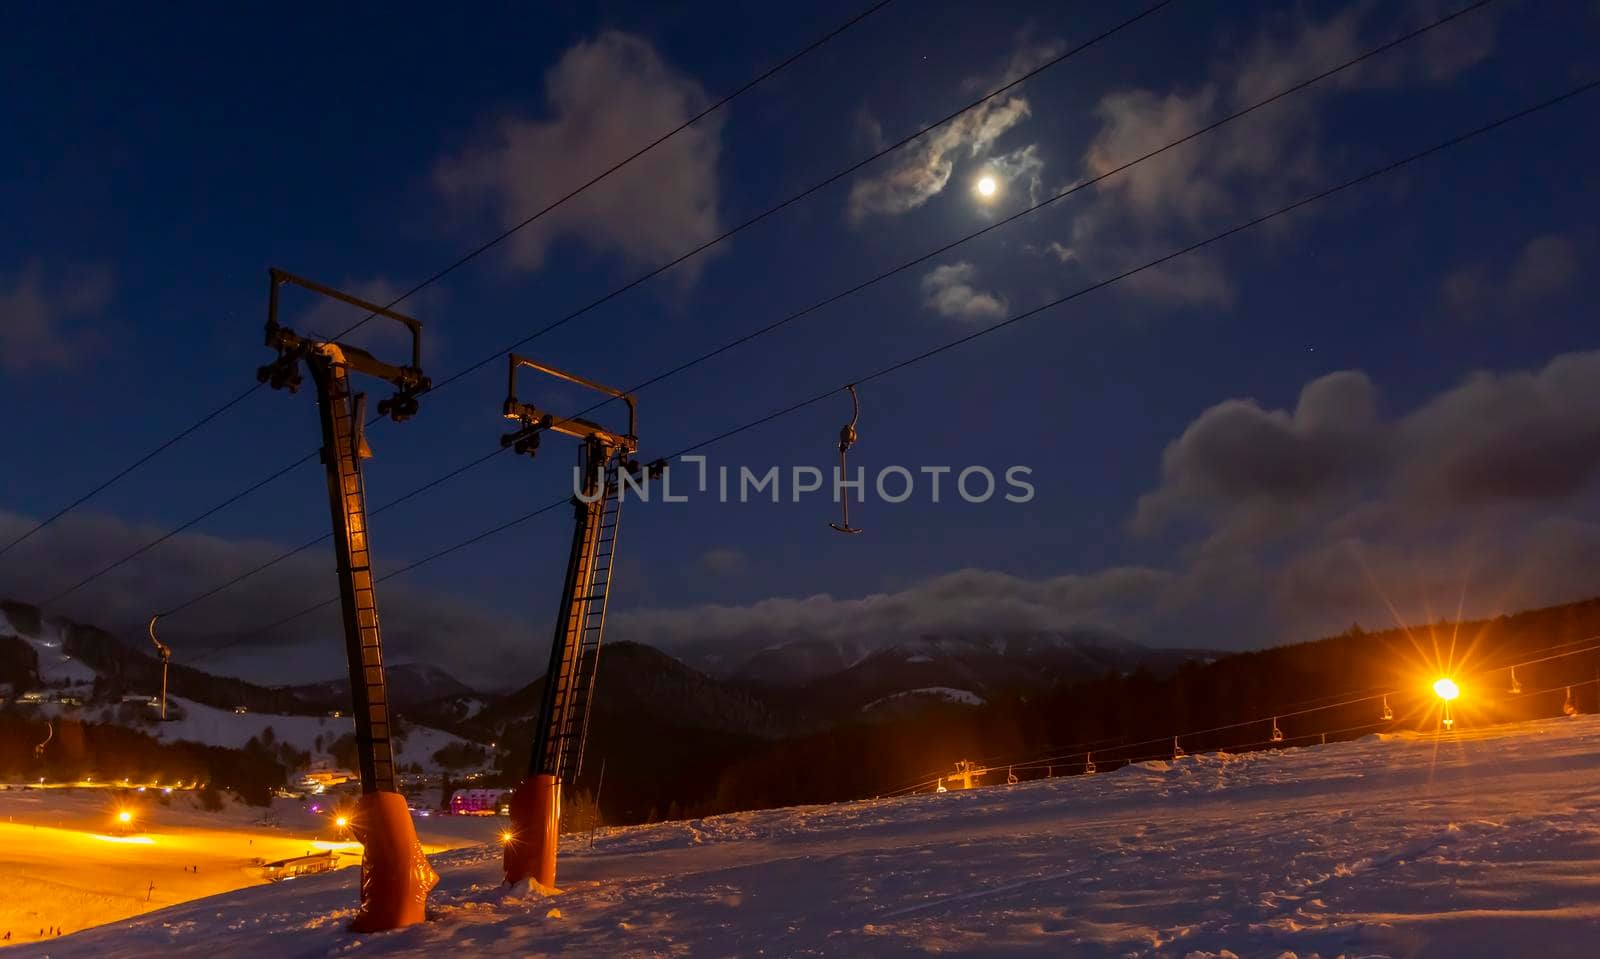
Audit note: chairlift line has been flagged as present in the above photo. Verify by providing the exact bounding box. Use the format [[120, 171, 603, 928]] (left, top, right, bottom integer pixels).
[[28, 0, 1509, 618], [172, 77, 1600, 673], [0, 0, 904, 560]]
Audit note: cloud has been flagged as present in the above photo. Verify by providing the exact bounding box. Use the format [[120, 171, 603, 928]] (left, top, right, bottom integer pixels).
[[847, 97, 1032, 222], [1117, 349, 1600, 647], [920, 262, 1008, 322], [699, 547, 749, 575], [610, 565, 1173, 651], [1027, 240, 1073, 263], [1441, 233, 1580, 316], [609, 351, 1600, 659], [0, 509, 535, 689], [847, 33, 1058, 222], [1395, 351, 1600, 507], [1054, 2, 1498, 307], [0, 262, 114, 374], [436, 32, 723, 283], [986, 144, 1045, 206], [1133, 371, 1384, 537], [1136, 351, 1600, 545]]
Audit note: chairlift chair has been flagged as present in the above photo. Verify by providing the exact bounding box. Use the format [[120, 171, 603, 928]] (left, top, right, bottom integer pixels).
[[829, 385, 863, 534]]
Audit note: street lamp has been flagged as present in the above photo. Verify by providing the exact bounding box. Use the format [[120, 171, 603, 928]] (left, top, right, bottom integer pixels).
[[1434, 677, 1460, 730]]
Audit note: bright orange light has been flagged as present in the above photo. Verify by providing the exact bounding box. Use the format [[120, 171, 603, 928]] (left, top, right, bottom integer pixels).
[[90, 833, 155, 845], [310, 839, 362, 851], [1433, 677, 1460, 701], [117, 810, 133, 824], [499, 829, 515, 845], [334, 815, 349, 829]]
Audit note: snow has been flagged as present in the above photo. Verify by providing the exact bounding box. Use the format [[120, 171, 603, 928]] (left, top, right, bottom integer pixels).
[[23, 713, 1600, 955], [16, 695, 476, 776], [153, 696, 348, 752], [8, 617, 98, 688], [0, 787, 501, 947], [4, 609, 478, 774], [862, 686, 986, 711], [146, 696, 479, 773]]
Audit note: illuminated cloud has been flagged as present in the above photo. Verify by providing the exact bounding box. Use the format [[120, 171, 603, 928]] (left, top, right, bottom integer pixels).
[[1136, 351, 1600, 540], [920, 261, 1008, 322], [1053, 2, 1498, 307], [847, 34, 1058, 222], [1441, 233, 1580, 316], [610, 565, 1173, 651], [436, 32, 723, 284]]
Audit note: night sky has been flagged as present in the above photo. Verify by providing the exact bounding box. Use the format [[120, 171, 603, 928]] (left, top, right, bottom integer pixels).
[[2, 0, 1597, 687]]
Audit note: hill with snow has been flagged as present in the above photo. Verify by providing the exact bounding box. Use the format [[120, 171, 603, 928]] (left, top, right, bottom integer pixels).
[[20, 714, 1600, 957], [0, 602, 486, 777]]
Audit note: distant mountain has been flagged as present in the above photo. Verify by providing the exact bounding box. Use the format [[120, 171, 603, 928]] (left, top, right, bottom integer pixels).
[[758, 632, 1215, 718], [722, 638, 874, 687], [478, 641, 778, 823], [283, 662, 479, 712], [675, 629, 1216, 713], [477, 641, 778, 737], [2, 599, 322, 715], [0, 599, 487, 778]]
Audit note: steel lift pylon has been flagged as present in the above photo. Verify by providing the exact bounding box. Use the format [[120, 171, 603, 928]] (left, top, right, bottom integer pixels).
[[497, 354, 641, 889], [257, 268, 438, 931]]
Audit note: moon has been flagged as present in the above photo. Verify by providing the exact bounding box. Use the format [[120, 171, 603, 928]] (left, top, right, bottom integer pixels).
[[976, 176, 997, 197]]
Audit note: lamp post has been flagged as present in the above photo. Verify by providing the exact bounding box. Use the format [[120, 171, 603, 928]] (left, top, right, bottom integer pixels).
[[1433, 677, 1460, 730]]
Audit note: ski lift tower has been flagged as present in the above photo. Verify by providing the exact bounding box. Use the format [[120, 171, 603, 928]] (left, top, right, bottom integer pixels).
[[498, 354, 639, 889], [256, 269, 438, 931]]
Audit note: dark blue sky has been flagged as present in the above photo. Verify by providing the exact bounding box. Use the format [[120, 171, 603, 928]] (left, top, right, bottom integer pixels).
[[3, 0, 1597, 686]]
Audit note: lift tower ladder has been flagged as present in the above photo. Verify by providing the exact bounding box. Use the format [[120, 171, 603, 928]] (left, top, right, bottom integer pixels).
[[256, 268, 437, 930], [499, 353, 638, 888], [535, 439, 622, 784]]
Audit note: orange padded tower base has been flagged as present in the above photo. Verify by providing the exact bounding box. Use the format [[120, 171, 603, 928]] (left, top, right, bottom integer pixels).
[[349, 791, 438, 931], [504, 773, 561, 888]]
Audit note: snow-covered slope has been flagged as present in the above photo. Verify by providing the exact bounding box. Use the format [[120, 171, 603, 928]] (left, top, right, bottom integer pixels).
[[861, 685, 986, 711], [2, 604, 483, 775], [27, 714, 1600, 957], [146, 696, 476, 773], [12, 614, 97, 688]]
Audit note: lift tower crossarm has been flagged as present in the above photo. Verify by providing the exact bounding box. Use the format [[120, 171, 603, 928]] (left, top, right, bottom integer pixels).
[[256, 268, 437, 931], [266, 268, 425, 377], [502, 353, 637, 452]]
